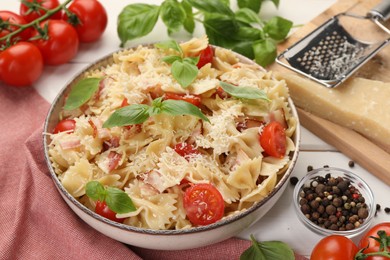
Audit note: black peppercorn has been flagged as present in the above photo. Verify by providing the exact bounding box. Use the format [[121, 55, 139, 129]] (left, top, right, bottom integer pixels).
[[307, 165, 313, 172], [290, 176, 299, 186], [348, 160, 355, 167], [385, 207, 390, 213]]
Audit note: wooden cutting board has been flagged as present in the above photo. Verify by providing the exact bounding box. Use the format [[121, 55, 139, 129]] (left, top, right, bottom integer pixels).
[[269, 0, 390, 185]]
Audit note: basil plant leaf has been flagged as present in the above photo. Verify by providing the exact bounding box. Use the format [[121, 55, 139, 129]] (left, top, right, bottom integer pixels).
[[64, 78, 101, 111], [155, 39, 183, 56], [183, 56, 200, 66], [240, 235, 294, 260], [253, 38, 277, 67], [160, 0, 186, 35], [237, 0, 263, 13], [162, 55, 182, 64], [271, 0, 280, 8], [220, 81, 269, 101], [86, 181, 107, 202], [171, 60, 198, 88], [186, 0, 234, 17], [105, 187, 136, 214], [263, 16, 293, 41], [103, 104, 150, 128], [182, 0, 195, 34], [117, 4, 160, 46], [162, 99, 210, 122], [235, 8, 262, 25]]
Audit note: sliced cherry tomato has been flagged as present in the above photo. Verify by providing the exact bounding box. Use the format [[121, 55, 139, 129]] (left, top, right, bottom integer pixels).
[[311, 235, 358, 260], [197, 45, 213, 69], [215, 86, 229, 99], [164, 92, 201, 107], [358, 222, 390, 260], [0, 11, 32, 45], [53, 119, 76, 134], [20, 0, 62, 23], [174, 142, 199, 159], [183, 183, 225, 226], [0, 42, 43, 87], [259, 121, 286, 158], [63, 0, 107, 43], [95, 200, 125, 223], [31, 20, 79, 65], [121, 98, 129, 107]]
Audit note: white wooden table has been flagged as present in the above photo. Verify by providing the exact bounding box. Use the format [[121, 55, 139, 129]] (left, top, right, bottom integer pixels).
[[2, 0, 389, 257]]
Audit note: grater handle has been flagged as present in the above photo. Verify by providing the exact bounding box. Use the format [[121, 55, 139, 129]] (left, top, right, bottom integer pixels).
[[368, 0, 390, 21]]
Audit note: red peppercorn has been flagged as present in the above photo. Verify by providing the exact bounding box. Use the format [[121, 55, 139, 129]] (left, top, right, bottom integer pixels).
[[352, 193, 359, 199]]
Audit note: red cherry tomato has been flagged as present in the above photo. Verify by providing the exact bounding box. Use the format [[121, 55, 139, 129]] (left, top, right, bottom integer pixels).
[[197, 45, 213, 69], [183, 183, 225, 226], [174, 142, 199, 158], [0, 42, 43, 87], [358, 222, 390, 260], [64, 0, 107, 43], [53, 119, 76, 134], [310, 235, 358, 260], [95, 200, 125, 223], [0, 11, 32, 44], [31, 20, 79, 65], [164, 92, 201, 107], [259, 121, 287, 158], [20, 0, 62, 23]]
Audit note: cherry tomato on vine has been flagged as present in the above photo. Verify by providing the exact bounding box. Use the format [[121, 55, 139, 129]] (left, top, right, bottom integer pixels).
[[0, 11, 32, 44], [196, 45, 213, 69], [183, 183, 225, 226], [53, 119, 76, 134], [259, 121, 286, 158], [164, 92, 201, 107], [310, 235, 358, 260], [31, 20, 79, 65], [20, 0, 62, 23], [63, 0, 107, 43], [95, 200, 125, 223], [358, 222, 390, 260], [0, 42, 43, 87]]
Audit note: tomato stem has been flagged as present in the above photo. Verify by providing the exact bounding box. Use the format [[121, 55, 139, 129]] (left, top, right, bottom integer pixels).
[[0, 0, 73, 42]]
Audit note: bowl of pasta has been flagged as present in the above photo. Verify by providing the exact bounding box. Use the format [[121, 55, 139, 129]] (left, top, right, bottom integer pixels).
[[43, 36, 300, 250]]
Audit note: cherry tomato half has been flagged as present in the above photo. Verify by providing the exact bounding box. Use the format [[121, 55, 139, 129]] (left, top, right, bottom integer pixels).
[[31, 20, 79, 65], [183, 183, 225, 226], [174, 142, 199, 158], [20, 0, 62, 23], [0, 11, 32, 45], [64, 0, 107, 43], [53, 119, 76, 134], [197, 45, 213, 69], [95, 200, 125, 223], [259, 121, 287, 158], [164, 92, 201, 107], [311, 235, 358, 260], [358, 222, 390, 260], [0, 42, 43, 87]]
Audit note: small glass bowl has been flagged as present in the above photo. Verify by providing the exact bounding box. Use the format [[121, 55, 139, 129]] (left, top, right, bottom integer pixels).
[[293, 167, 375, 238]]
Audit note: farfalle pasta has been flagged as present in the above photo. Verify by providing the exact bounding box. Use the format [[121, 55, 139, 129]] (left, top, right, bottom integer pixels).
[[48, 36, 297, 230]]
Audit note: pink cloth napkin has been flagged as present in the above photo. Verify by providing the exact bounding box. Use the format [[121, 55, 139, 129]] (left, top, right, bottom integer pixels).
[[0, 86, 307, 260]]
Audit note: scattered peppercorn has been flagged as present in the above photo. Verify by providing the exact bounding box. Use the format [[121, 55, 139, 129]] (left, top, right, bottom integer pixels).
[[307, 165, 313, 172], [323, 165, 329, 168], [297, 172, 370, 232], [385, 207, 390, 213], [290, 176, 299, 186], [348, 160, 355, 168]]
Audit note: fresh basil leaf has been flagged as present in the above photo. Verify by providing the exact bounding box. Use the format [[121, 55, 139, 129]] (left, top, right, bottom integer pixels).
[[240, 235, 294, 260], [105, 187, 136, 214], [155, 39, 183, 56], [220, 81, 269, 101], [237, 0, 263, 13], [160, 0, 186, 35], [232, 41, 255, 59], [64, 78, 101, 111], [162, 55, 182, 64], [253, 38, 277, 67], [149, 97, 164, 116], [181, 0, 195, 34], [235, 8, 261, 24], [183, 56, 200, 66], [117, 4, 160, 46], [235, 26, 262, 41], [263, 16, 293, 41], [86, 181, 107, 202], [271, 0, 280, 8], [203, 13, 239, 41], [186, 0, 234, 17], [161, 99, 210, 122], [171, 60, 198, 88], [103, 104, 150, 128]]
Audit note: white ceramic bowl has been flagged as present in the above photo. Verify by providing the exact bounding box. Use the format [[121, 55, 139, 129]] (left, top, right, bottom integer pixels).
[[43, 46, 301, 250]]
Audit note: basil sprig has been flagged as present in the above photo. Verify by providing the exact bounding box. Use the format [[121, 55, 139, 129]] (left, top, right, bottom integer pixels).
[[103, 97, 209, 128], [155, 39, 199, 88], [219, 81, 270, 101], [86, 181, 136, 214], [117, 0, 293, 67], [240, 235, 294, 260], [64, 78, 101, 110]]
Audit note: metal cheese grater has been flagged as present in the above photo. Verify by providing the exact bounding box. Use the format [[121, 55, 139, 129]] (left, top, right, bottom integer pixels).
[[276, 0, 390, 88]]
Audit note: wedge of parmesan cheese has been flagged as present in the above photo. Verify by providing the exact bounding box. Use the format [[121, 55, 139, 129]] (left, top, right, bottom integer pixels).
[[275, 73, 390, 153]]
